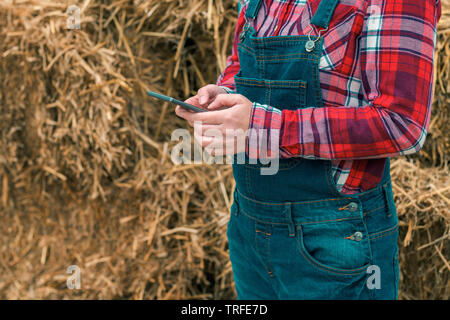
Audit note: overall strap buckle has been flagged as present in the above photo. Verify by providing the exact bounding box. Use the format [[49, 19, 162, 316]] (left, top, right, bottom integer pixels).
[[305, 26, 328, 52], [305, 0, 340, 52], [240, 0, 263, 42]]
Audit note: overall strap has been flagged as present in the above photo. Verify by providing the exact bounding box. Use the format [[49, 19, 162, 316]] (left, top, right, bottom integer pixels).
[[245, 0, 263, 20], [310, 0, 340, 29]]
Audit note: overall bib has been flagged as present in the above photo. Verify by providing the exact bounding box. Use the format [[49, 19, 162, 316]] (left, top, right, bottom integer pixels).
[[227, 0, 400, 299]]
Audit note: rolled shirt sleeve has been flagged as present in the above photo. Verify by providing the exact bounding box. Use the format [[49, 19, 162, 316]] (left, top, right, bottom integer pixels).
[[248, 0, 441, 161]]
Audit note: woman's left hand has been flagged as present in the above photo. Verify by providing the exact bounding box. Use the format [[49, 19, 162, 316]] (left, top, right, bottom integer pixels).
[[175, 93, 253, 156]]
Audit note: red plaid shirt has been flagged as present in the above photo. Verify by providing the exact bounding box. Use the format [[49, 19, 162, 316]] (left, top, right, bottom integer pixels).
[[217, 0, 441, 194]]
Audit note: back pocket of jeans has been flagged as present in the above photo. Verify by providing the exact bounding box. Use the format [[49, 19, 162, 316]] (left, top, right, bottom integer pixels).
[[234, 75, 307, 109], [297, 218, 371, 275]]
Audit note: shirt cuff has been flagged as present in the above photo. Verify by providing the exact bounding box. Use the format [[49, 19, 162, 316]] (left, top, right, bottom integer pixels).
[[247, 102, 286, 159]]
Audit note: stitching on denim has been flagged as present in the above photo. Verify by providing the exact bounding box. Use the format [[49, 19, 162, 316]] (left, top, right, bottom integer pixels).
[[251, 35, 320, 43], [299, 81, 306, 106], [364, 204, 387, 215], [256, 53, 317, 60], [265, 225, 275, 276], [236, 188, 351, 205], [254, 51, 317, 59], [254, 221, 258, 259], [369, 228, 398, 241], [236, 79, 307, 85], [352, 181, 390, 198], [255, 229, 271, 236], [240, 207, 286, 225], [255, 57, 317, 62], [254, 222, 274, 277], [300, 215, 362, 225], [238, 45, 254, 56], [254, 222, 268, 275], [338, 202, 352, 211], [369, 225, 399, 241], [239, 205, 364, 226], [236, 184, 390, 211], [238, 42, 255, 54], [245, 160, 255, 198], [260, 45, 265, 79], [393, 245, 399, 299]]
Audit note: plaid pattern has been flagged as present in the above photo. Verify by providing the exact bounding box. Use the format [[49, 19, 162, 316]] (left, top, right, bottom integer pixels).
[[217, 0, 441, 194]]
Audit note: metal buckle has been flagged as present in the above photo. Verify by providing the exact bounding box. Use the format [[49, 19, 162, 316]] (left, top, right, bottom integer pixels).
[[239, 22, 251, 41], [305, 25, 328, 52]]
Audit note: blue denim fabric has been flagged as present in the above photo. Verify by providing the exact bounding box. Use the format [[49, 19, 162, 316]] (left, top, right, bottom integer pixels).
[[227, 179, 399, 300], [227, 0, 400, 300]]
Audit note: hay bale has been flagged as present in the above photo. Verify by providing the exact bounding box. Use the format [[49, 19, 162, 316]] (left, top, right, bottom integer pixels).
[[390, 159, 449, 299], [0, 0, 237, 299], [0, 0, 448, 299], [417, 0, 450, 166]]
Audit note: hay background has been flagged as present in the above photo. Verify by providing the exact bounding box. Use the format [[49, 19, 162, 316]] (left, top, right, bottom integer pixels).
[[0, 0, 448, 299]]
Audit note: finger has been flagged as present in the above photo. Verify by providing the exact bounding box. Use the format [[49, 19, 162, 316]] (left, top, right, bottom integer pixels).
[[175, 105, 192, 118], [207, 93, 243, 110], [184, 96, 200, 106], [188, 108, 229, 125], [198, 85, 217, 105], [175, 106, 196, 126]]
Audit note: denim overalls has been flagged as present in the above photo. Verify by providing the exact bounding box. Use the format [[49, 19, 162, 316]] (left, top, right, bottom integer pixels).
[[227, 0, 400, 299]]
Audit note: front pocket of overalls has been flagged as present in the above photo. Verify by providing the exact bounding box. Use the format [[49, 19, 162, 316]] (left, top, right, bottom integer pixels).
[[235, 75, 307, 109], [296, 218, 371, 275]]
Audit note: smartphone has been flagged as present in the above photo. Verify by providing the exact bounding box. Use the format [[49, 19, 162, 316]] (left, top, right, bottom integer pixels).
[[147, 90, 208, 113]]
